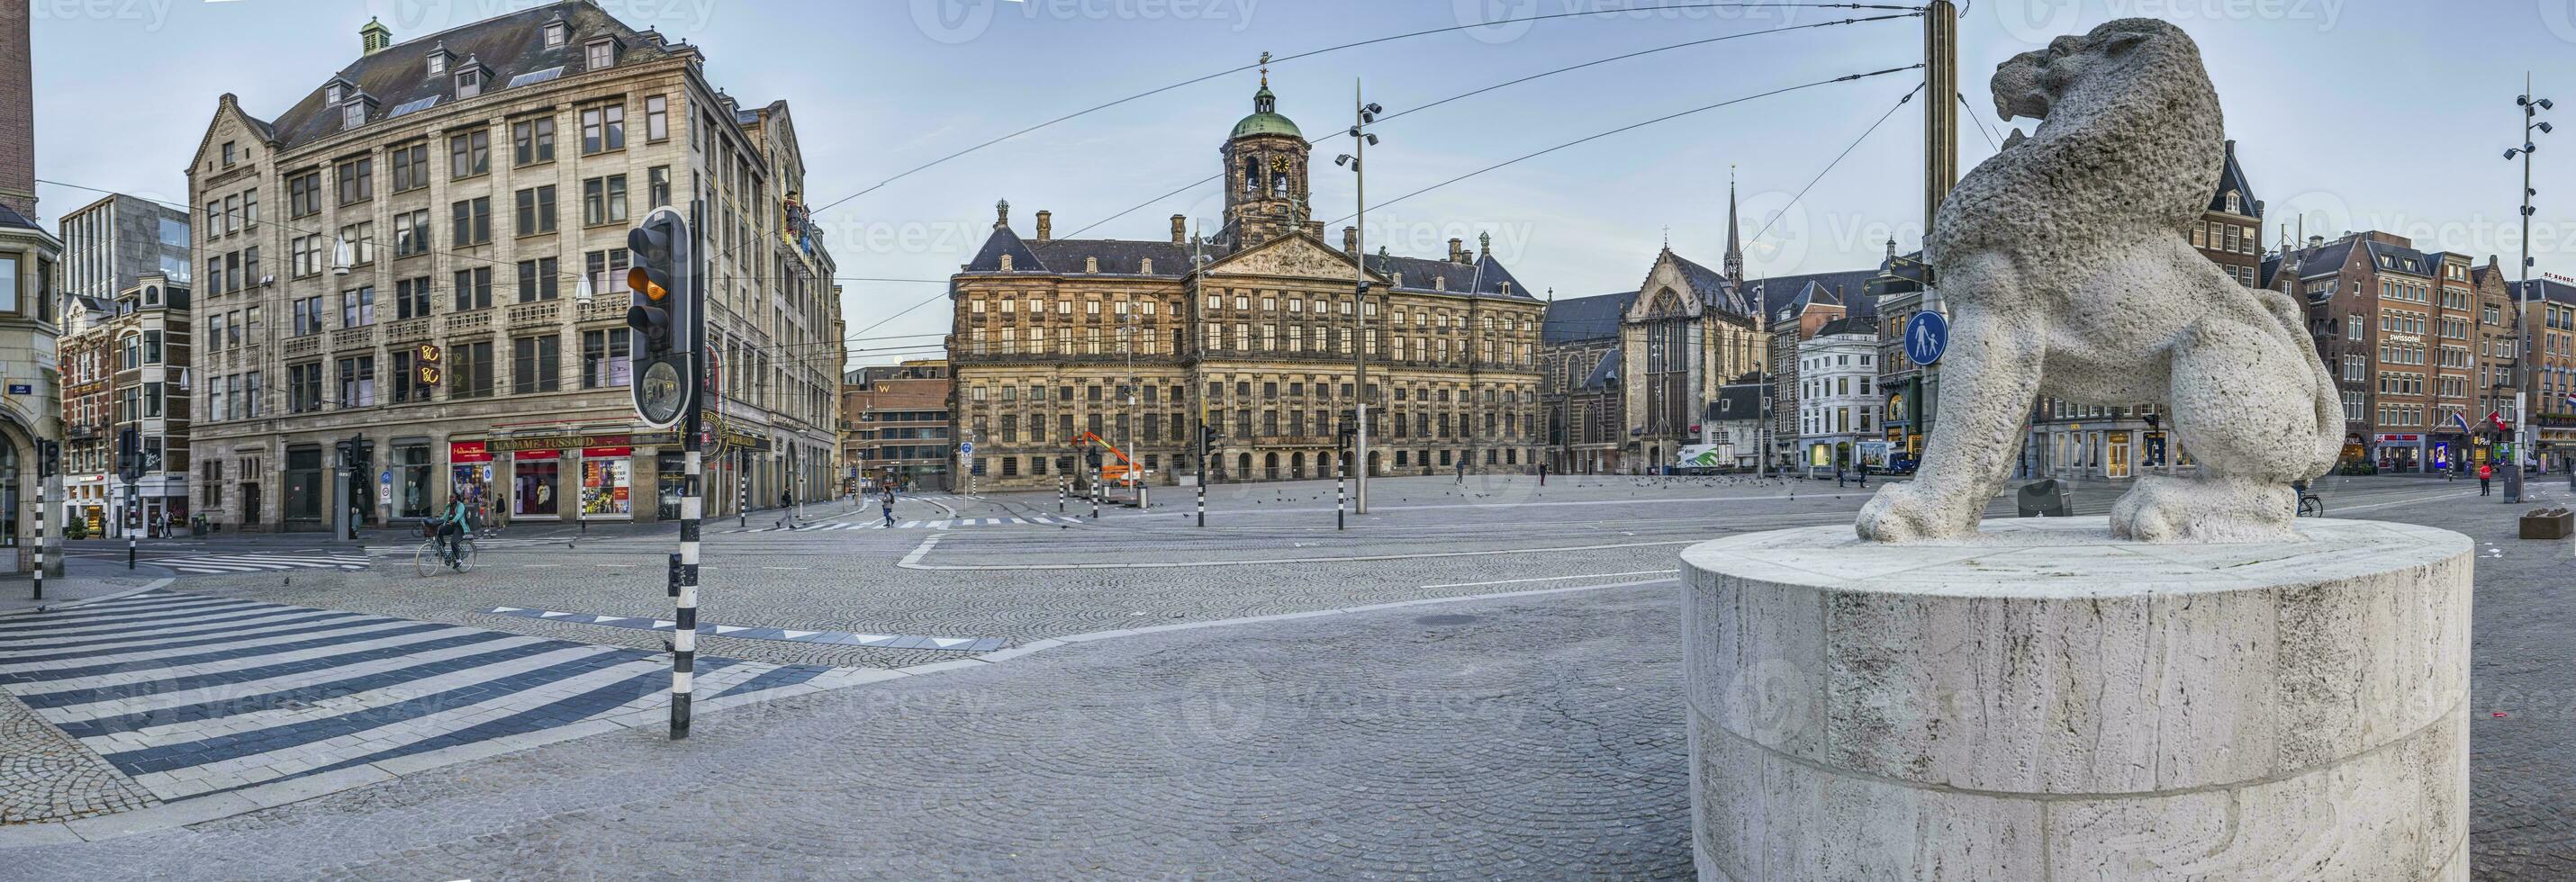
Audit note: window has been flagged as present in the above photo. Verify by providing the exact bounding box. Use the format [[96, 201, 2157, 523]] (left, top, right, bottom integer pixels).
[[342, 102, 366, 130], [291, 294, 323, 335], [396, 276, 431, 320], [336, 157, 372, 204], [583, 249, 630, 295], [583, 176, 628, 225], [583, 328, 631, 388], [340, 286, 375, 327], [544, 20, 567, 46], [293, 234, 323, 276], [580, 103, 624, 154], [450, 197, 492, 246], [514, 185, 556, 235], [452, 266, 492, 311], [450, 341, 493, 399], [512, 335, 560, 394], [645, 94, 668, 140], [455, 68, 483, 99], [448, 129, 489, 178], [289, 170, 321, 217], [517, 257, 559, 302], [647, 166, 670, 209], [512, 117, 556, 166], [393, 209, 430, 256], [584, 247, 628, 295], [390, 140, 429, 191], [241, 189, 258, 230], [391, 349, 429, 402], [427, 52, 445, 76], [221, 141, 236, 166], [288, 363, 323, 412], [338, 356, 375, 408], [585, 40, 615, 70]]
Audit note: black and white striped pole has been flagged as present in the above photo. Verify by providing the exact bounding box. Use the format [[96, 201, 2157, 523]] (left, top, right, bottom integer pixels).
[[736, 449, 746, 528], [628, 203, 700, 739], [32, 440, 49, 601], [1091, 476, 1101, 519], [1058, 475, 1066, 512], [1336, 456, 1347, 530]]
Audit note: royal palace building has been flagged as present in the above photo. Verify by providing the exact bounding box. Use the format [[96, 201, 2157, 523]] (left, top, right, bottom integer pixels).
[[184, 2, 841, 531], [946, 74, 1546, 490]]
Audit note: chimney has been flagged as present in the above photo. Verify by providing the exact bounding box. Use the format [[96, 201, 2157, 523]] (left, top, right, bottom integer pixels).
[[1449, 238, 1465, 263], [360, 16, 393, 56], [1343, 225, 1359, 254], [2309, 235, 2325, 248], [0, 5, 34, 218], [1035, 211, 1052, 243], [1170, 214, 1187, 245], [994, 199, 1010, 230]]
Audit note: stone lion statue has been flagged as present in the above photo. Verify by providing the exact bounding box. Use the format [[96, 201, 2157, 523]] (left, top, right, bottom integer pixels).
[[1857, 18, 2342, 544]]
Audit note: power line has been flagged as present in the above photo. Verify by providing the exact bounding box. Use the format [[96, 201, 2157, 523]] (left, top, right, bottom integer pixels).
[[1060, 13, 1916, 241], [1956, 91, 2002, 151], [804, 3, 1924, 222], [1333, 63, 1924, 225], [1745, 81, 1923, 249]]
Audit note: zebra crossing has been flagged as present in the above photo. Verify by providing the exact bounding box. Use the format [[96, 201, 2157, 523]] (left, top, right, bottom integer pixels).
[[726, 515, 1083, 533], [145, 552, 371, 575], [0, 591, 862, 803]]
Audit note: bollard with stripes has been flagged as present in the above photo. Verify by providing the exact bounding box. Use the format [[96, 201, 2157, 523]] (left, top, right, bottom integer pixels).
[[1091, 479, 1101, 519], [673, 434, 702, 740], [1196, 481, 1206, 527], [1337, 460, 1347, 530], [32, 481, 43, 601], [1059, 476, 1066, 513]]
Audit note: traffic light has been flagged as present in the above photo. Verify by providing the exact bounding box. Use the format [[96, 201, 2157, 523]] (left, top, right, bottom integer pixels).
[[37, 439, 59, 477], [626, 207, 696, 428], [1198, 418, 1222, 461], [116, 428, 139, 481]]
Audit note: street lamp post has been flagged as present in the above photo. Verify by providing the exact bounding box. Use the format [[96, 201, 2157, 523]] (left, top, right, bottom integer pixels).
[[1337, 83, 1383, 514], [2505, 78, 2553, 503]]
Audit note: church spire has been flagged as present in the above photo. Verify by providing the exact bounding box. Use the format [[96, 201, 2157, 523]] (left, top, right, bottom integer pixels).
[[1722, 166, 1744, 284]]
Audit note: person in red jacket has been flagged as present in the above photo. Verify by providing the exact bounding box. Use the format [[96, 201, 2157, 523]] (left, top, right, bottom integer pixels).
[[2478, 462, 2494, 497]]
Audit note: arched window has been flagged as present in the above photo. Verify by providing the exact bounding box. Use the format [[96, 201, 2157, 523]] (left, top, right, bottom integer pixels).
[[1243, 156, 1260, 193]]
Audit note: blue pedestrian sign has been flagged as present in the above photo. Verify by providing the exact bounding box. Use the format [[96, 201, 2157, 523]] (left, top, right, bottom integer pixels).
[[1903, 311, 1949, 366], [958, 441, 974, 456]]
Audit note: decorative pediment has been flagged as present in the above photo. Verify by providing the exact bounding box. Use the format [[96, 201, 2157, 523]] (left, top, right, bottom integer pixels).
[[1201, 230, 1386, 284]]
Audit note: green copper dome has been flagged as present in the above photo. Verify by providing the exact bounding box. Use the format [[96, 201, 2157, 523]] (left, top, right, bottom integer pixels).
[[1231, 85, 1301, 139]]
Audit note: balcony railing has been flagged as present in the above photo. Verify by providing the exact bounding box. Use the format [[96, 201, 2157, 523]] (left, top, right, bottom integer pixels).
[[332, 325, 376, 351], [446, 310, 493, 335], [386, 317, 433, 344], [284, 334, 321, 358], [508, 301, 560, 329]]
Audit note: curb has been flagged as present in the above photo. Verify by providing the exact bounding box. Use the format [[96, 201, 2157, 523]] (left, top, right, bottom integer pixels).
[[0, 575, 1674, 847], [0, 578, 177, 618]]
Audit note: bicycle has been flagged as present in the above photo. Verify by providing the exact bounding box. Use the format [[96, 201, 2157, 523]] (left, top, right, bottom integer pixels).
[[2293, 482, 2325, 518], [414, 521, 480, 576]]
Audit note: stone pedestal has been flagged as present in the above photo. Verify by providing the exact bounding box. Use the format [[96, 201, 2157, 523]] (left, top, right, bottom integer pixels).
[[1681, 517, 2471, 881]]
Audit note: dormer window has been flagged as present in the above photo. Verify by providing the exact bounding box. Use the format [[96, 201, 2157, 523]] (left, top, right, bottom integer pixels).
[[342, 102, 366, 130], [585, 37, 619, 70], [2224, 191, 2241, 213], [427, 51, 446, 75], [327, 84, 344, 104], [456, 68, 483, 99], [544, 20, 568, 47]]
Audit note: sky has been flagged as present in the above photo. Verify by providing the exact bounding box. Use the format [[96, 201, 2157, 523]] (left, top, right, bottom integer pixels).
[[27, 0, 2576, 368]]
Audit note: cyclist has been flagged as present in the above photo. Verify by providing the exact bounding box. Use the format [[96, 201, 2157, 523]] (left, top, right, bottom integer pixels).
[[437, 495, 473, 568]]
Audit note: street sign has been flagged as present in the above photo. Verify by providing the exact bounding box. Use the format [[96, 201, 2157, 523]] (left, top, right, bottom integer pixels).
[[958, 440, 975, 456], [1903, 311, 1948, 366]]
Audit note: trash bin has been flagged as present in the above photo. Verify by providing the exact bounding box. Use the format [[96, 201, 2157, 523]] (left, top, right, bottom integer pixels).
[[2018, 479, 2072, 518]]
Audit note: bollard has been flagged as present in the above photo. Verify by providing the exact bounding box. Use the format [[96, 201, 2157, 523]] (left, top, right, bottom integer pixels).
[[1197, 482, 1206, 527]]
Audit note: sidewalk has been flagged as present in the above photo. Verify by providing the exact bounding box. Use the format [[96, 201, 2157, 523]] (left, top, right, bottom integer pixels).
[[0, 558, 173, 616]]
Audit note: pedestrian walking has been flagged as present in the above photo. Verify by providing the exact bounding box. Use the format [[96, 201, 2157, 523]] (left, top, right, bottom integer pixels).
[[779, 489, 797, 528], [882, 495, 897, 527], [1835, 465, 1847, 488], [1857, 467, 1867, 488], [2478, 462, 2493, 496], [1455, 460, 1466, 485]]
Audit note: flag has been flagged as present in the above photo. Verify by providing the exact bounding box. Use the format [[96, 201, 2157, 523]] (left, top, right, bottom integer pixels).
[[2490, 410, 2512, 433], [2564, 393, 2576, 411], [2452, 411, 2474, 435]]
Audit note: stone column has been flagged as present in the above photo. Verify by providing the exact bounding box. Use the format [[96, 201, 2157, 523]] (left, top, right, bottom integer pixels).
[[1681, 517, 2470, 881]]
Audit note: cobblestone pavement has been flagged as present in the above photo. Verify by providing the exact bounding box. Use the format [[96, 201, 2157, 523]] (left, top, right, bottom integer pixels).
[[3, 582, 1690, 880], [4, 473, 2569, 878], [0, 590, 870, 822]]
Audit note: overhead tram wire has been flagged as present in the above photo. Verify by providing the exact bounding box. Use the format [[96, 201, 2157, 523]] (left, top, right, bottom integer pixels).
[[1330, 63, 1925, 225], [1058, 12, 1920, 241], [1742, 80, 1924, 249], [804, 3, 1926, 223], [1957, 91, 2003, 151]]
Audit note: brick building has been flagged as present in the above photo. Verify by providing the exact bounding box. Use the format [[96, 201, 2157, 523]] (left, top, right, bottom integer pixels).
[[183, 3, 841, 530], [2268, 230, 2514, 473], [840, 360, 952, 492]]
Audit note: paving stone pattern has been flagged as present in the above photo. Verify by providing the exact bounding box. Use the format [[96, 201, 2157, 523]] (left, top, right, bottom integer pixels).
[[3, 584, 1690, 879], [0, 687, 158, 824]]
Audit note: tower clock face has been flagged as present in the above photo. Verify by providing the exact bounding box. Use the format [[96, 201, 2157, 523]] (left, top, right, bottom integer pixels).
[[1270, 156, 1290, 173]]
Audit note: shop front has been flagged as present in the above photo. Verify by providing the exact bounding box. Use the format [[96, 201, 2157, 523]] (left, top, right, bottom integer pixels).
[[448, 440, 496, 524], [479, 431, 679, 524], [2373, 434, 2427, 473], [579, 446, 634, 520]]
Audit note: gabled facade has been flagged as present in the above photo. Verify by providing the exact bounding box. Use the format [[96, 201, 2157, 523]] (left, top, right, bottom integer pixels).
[[184, 2, 841, 530]]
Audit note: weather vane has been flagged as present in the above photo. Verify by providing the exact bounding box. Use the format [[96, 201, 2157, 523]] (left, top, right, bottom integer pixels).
[[1259, 51, 1270, 86]]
